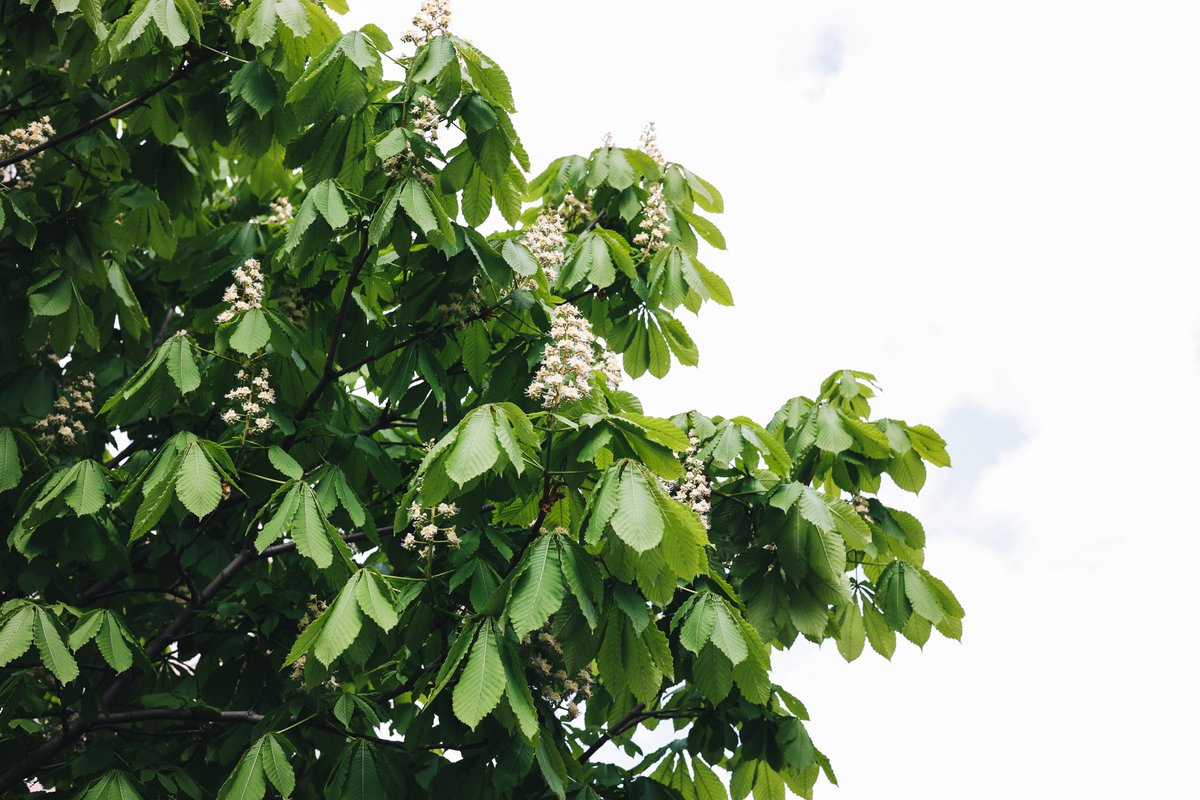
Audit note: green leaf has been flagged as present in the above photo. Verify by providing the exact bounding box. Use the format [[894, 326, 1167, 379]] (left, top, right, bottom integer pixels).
[[242, 0, 279, 48], [0, 606, 34, 667], [692, 757, 729, 800], [907, 423, 951, 467], [558, 539, 602, 630], [796, 486, 834, 533], [355, 570, 399, 632], [452, 620, 505, 729], [175, 443, 222, 519], [510, 535, 565, 638], [0, 428, 22, 493], [150, 0, 190, 46], [609, 464, 664, 552], [313, 574, 364, 667], [679, 596, 715, 654], [814, 405, 853, 454], [229, 60, 277, 118], [709, 599, 749, 665], [836, 602, 865, 662], [97, 614, 134, 673], [444, 409, 502, 486], [79, 771, 145, 800], [33, 609, 79, 683], [69, 610, 105, 651], [903, 567, 944, 624], [293, 486, 334, 568], [262, 735, 296, 799], [64, 461, 108, 516], [268, 446, 303, 480], [165, 334, 201, 394], [230, 308, 271, 355], [217, 739, 266, 800], [861, 600, 895, 659], [310, 180, 349, 229], [500, 638, 539, 741], [275, 0, 309, 38]]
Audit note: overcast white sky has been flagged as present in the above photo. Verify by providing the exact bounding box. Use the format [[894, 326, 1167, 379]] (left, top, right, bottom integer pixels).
[[348, 1, 1200, 795]]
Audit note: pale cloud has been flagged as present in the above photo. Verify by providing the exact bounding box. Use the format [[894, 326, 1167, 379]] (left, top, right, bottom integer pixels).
[[347, 0, 1200, 795]]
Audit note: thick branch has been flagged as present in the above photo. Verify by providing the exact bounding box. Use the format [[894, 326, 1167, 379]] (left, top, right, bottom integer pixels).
[[0, 55, 210, 170], [579, 702, 645, 763], [0, 707, 262, 790]]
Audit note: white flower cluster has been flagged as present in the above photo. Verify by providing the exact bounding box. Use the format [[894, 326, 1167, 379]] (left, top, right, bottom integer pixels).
[[560, 192, 591, 228], [34, 372, 94, 447], [403, 0, 452, 46], [215, 258, 265, 325], [436, 289, 483, 326], [411, 96, 440, 143], [526, 304, 621, 407], [265, 197, 293, 225], [383, 149, 434, 187], [290, 594, 329, 682], [851, 492, 874, 524], [221, 367, 275, 433], [402, 501, 460, 550], [669, 431, 711, 528], [0, 116, 54, 188], [523, 211, 566, 282], [633, 184, 670, 255], [639, 121, 665, 167], [276, 287, 307, 329], [521, 626, 594, 720]]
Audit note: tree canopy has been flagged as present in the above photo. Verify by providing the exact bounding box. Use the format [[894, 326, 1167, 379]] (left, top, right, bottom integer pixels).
[[0, 0, 962, 796]]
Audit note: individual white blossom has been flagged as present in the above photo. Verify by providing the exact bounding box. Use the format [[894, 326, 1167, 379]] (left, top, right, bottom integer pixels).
[[633, 184, 670, 255], [525, 304, 621, 407], [601, 131, 614, 149], [403, 0, 452, 47], [222, 367, 274, 435], [34, 371, 94, 448], [215, 258, 265, 325], [639, 121, 665, 167], [265, 197, 293, 226], [523, 211, 566, 282], [668, 431, 712, 529], [0, 116, 54, 188]]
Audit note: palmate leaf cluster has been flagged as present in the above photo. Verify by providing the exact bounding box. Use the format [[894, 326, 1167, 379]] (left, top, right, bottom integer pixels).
[[0, 0, 962, 797]]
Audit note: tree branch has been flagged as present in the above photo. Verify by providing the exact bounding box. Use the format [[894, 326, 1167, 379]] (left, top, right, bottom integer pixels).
[[579, 702, 645, 762], [0, 54, 211, 170]]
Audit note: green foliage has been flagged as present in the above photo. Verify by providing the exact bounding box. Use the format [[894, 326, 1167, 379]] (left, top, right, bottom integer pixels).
[[0, 1, 960, 796]]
